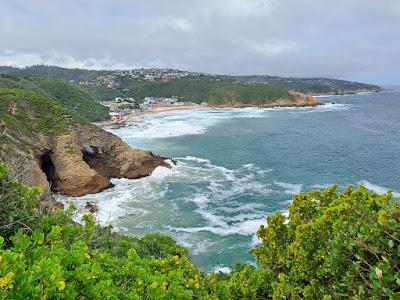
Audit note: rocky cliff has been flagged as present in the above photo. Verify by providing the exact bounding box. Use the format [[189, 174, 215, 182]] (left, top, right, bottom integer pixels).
[[207, 91, 320, 108], [32, 125, 167, 197], [0, 88, 166, 202]]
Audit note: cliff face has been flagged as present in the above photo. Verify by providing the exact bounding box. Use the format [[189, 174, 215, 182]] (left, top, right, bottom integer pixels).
[[0, 88, 167, 201], [207, 91, 320, 108], [24, 124, 167, 198]]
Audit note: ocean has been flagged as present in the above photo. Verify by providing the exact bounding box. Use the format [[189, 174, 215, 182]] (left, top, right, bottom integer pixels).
[[58, 90, 400, 272]]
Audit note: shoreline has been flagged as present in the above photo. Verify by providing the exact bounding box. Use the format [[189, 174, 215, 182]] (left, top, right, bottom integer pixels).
[[93, 98, 321, 129], [93, 105, 206, 128]]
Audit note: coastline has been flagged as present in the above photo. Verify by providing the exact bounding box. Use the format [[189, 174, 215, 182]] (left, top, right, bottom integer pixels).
[[93, 105, 206, 128], [93, 92, 322, 129], [93, 98, 321, 129]]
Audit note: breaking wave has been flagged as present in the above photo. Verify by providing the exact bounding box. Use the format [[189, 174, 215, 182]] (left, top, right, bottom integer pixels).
[[108, 103, 352, 140], [358, 180, 400, 198]]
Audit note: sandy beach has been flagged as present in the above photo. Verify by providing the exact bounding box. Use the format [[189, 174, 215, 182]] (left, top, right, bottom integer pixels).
[[93, 105, 205, 128]]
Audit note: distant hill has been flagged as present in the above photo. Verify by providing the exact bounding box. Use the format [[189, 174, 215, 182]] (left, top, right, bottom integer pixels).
[[0, 67, 319, 107], [0, 65, 383, 96], [0, 65, 103, 81], [107, 76, 301, 105], [223, 75, 383, 95], [0, 75, 109, 121]]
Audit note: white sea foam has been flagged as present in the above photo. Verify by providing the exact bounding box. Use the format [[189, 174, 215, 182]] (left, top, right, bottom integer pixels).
[[315, 94, 338, 98], [109, 103, 353, 142], [274, 180, 303, 195], [358, 180, 400, 198], [109, 108, 270, 139], [55, 152, 287, 270], [56, 154, 276, 237], [310, 183, 333, 190], [174, 234, 217, 255], [150, 165, 176, 179], [217, 203, 266, 213], [289, 102, 352, 114], [168, 217, 267, 237]]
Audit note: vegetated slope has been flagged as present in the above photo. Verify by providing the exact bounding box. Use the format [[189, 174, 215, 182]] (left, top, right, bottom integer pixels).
[[113, 76, 298, 105], [226, 75, 383, 95], [0, 162, 398, 299], [0, 86, 165, 201], [0, 87, 75, 139], [0, 65, 103, 81], [76, 84, 122, 102], [0, 65, 383, 97], [0, 75, 109, 121]]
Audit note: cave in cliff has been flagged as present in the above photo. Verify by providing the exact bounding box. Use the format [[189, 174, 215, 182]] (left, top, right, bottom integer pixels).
[[81, 146, 110, 178], [39, 153, 56, 187]]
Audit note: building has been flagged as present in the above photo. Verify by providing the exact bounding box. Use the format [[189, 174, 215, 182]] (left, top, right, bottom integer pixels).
[[109, 112, 122, 122]]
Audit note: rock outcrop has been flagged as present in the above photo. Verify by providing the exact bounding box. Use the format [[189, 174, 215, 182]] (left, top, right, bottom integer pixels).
[[0, 84, 167, 202], [4, 123, 167, 199], [207, 91, 320, 108]]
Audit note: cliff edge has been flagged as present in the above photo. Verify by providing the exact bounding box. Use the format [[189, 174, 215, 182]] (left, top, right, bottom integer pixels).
[[0, 88, 166, 202], [207, 91, 320, 108]]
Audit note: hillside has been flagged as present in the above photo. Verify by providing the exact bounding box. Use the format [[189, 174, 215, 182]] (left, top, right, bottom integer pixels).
[[224, 75, 383, 95], [1, 163, 398, 298], [0, 86, 166, 200], [0, 65, 383, 98], [0, 69, 397, 299], [0, 65, 103, 81], [103, 76, 302, 105], [0, 75, 109, 121]]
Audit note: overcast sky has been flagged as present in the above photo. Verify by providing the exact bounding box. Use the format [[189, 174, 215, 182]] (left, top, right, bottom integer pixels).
[[0, 0, 399, 84]]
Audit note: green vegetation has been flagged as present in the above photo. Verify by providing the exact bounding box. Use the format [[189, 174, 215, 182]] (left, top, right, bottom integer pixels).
[[252, 185, 400, 299], [0, 65, 103, 81], [0, 88, 73, 137], [77, 77, 294, 105], [115, 77, 294, 105], [226, 75, 383, 95], [0, 162, 267, 299], [0, 75, 109, 122], [1, 161, 398, 299], [77, 84, 122, 102], [0, 65, 383, 96]]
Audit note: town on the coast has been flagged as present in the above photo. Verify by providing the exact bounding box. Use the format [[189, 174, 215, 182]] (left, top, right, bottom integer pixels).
[[78, 68, 209, 125], [103, 95, 202, 124]]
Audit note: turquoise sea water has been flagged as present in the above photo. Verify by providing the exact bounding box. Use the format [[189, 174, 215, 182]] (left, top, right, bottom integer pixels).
[[59, 90, 400, 271]]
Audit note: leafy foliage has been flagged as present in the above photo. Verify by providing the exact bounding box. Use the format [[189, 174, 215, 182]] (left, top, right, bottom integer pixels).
[[252, 185, 400, 299], [115, 77, 294, 105], [0, 162, 267, 299], [221, 75, 383, 95], [0, 161, 398, 299], [0, 75, 109, 122], [0, 65, 102, 81], [0, 65, 383, 95], [0, 88, 73, 136]]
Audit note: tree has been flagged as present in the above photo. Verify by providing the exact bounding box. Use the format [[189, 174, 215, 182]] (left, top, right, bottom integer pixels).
[[252, 185, 400, 299]]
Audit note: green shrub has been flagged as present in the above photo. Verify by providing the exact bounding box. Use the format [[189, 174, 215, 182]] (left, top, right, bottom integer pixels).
[[0, 76, 109, 122], [1, 161, 398, 299], [252, 185, 400, 299]]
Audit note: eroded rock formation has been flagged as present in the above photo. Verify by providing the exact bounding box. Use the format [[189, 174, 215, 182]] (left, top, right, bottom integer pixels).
[[207, 91, 320, 108], [9, 123, 167, 198]]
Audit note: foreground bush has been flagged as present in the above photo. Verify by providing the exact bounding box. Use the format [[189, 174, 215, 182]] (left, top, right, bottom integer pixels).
[[253, 185, 400, 299], [0, 161, 399, 299]]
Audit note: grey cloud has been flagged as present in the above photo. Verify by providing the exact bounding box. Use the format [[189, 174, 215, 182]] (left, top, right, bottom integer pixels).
[[0, 0, 399, 84]]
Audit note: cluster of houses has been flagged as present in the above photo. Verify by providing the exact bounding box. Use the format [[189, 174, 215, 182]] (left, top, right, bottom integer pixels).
[[77, 68, 217, 87], [101, 96, 198, 122], [100, 97, 137, 121], [114, 68, 211, 82], [79, 74, 118, 88]]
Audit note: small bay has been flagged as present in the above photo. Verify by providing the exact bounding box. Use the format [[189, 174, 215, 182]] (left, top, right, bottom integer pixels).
[[58, 90, 400, 271]]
